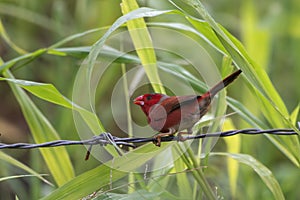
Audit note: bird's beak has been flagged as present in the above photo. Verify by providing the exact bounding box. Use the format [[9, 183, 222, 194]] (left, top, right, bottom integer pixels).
[[134, 100, 144, 106], [133, 96, 144, 106]]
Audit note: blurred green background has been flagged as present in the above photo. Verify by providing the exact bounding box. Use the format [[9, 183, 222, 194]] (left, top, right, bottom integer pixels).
[[0, 0, 299, 199]]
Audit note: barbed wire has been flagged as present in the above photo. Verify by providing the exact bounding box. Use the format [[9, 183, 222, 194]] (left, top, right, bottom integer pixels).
[[0, 128, 298, 150]]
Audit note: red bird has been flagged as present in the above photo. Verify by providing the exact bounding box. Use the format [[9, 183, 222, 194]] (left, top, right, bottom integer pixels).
[[134, 69, 242, 146]]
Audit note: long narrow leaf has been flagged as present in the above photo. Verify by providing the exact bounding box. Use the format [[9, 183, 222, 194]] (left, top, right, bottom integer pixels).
[[3, 70, 74, 186], [121, 0, 164, 93], [211, 152, 285, 200], [41, 143, 175, 200], [0, 77, 103, 134], [0, 151, 52, 186], [183, 0, 300, 166]]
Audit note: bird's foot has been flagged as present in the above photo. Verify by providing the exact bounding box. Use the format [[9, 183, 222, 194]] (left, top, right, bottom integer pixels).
[[177, 132, 187, 142], [153, 133, 170, 147], [153, 129, 176, 147], [177, 128, 193, 142], [153, 135, 161, 147]]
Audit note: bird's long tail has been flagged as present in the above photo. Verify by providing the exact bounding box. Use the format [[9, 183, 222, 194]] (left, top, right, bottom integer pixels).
[[208, 69, 242, 98], [194, 69, 241, 118]]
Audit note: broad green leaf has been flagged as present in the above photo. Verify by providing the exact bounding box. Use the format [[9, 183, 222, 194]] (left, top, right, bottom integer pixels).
[[0, 77, 103, 134], [0, 78, 74, 108], [3, 70, 74, 186], [0, 76, 120, 157]]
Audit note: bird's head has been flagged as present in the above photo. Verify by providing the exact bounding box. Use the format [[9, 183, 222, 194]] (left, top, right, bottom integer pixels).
[[133, 93, 167, 115]]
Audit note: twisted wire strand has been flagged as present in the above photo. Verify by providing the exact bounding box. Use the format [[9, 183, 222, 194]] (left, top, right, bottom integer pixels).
[[0, 128, 298, 150]]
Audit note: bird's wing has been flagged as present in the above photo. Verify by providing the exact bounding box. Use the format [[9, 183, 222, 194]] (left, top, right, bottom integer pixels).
[[160, 95, 199, 115]]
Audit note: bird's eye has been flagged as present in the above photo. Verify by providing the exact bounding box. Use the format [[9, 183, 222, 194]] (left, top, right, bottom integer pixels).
[[146, 96, 152, 100]]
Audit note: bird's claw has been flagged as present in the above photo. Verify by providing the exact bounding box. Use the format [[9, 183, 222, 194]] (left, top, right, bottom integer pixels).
[[153, 129, 176, 147], [177, 132, 187, 142], [153, 131, 188, 147], [153, 135, 162, 147]]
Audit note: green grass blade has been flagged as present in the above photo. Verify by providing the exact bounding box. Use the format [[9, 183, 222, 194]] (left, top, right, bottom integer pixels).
[[227, 97, 267, 128], [174, 144, 216, 200], [182, 0, 300, 165], [0, 151, 52, 186], [0, 77, 103, 133], [0, 174, 47, 182], [3, 70, 74, 186], [184, 0, 288, 125], [211, 152, 285, 200], [0, 49, 47, 73], [223, 120, 241, 198], [184, 0, 290, 122], [0, 19, 27, 54], [171, 148, 192, 198], [291, 105, 299, 125], [121, 0, 164, 93]]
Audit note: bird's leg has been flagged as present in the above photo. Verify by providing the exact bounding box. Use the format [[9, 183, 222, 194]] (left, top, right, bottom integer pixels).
[[177, 128, 193, 142], [153, 128, 176, 147]]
